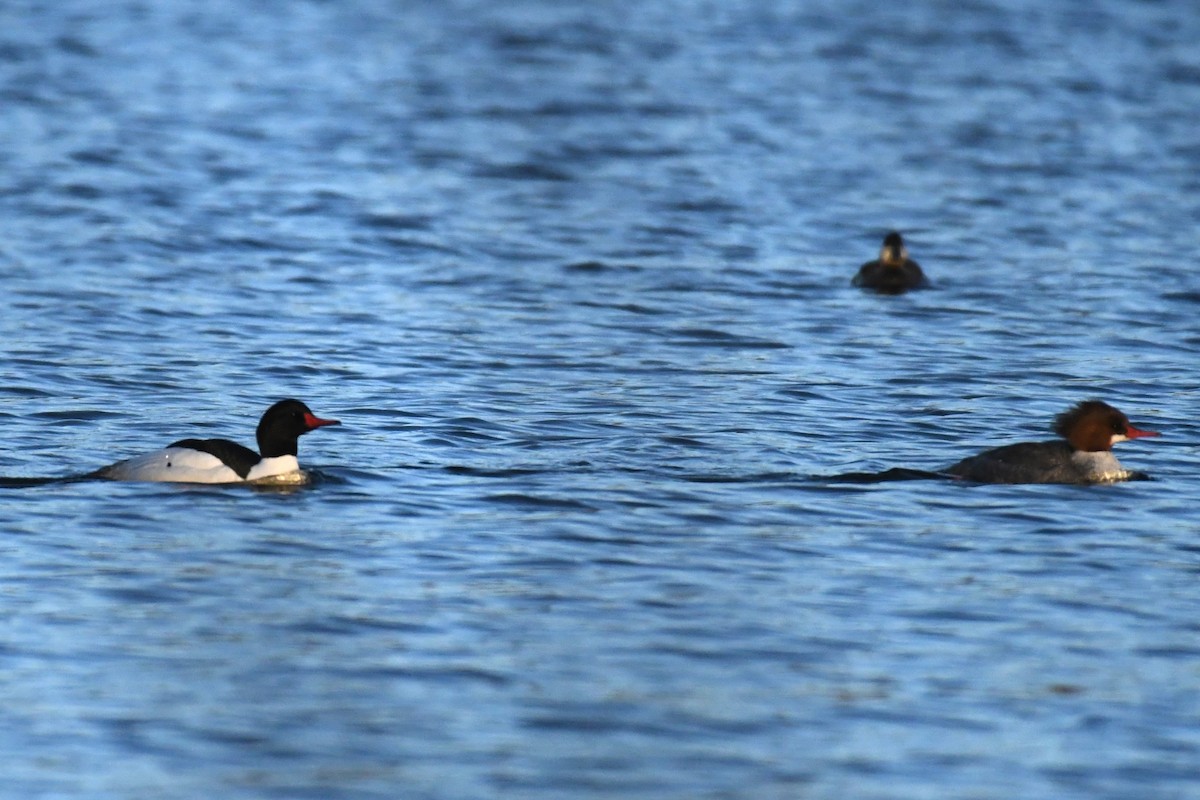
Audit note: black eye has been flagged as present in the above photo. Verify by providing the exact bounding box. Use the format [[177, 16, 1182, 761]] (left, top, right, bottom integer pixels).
[[1110, 418, 1125, 433]]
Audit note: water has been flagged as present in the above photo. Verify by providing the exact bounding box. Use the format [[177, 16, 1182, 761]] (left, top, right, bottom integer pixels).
[[2, 0, 1199, 797]]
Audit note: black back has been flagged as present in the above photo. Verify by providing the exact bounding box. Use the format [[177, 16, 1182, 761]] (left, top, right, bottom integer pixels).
[[168, 438, 261, 479], [853, 261, 926, 293]]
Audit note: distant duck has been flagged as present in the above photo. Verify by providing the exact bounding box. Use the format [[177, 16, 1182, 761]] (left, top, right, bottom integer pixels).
[[852, 231, 928, 293]]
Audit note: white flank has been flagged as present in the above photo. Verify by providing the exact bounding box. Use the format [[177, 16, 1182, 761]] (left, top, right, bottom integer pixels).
[[102, 447, 245, 483]]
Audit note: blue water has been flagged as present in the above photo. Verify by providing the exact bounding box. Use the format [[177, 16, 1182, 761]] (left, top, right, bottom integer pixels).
[[2, 0, 1199, 797]]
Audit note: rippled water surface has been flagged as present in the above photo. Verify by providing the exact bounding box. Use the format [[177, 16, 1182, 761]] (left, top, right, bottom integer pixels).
[[3, 1, 1200, 798]]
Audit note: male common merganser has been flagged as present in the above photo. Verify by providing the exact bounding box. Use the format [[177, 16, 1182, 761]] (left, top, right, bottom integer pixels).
[[945, 400, 1159, 484], [852, 231, 928, 293], [98, 399, 340, 484]]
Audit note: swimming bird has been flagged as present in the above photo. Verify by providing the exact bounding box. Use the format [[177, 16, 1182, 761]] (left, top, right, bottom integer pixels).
[[98, 399, 340, 484], [852, 231, 928, 293], [944, 400, 1159, 484]]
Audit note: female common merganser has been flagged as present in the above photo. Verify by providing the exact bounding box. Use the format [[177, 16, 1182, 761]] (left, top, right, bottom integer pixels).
[[852, 231, 928, 293], [945, 400, 1159, 484], [98, 399, 340, 484]]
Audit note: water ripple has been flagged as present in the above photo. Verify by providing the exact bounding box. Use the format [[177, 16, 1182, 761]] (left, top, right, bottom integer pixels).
[[2, 1, 1199, 798]]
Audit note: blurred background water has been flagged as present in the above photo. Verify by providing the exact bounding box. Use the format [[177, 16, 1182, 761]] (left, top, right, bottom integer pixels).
[[1, 0, 1199, 798]]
